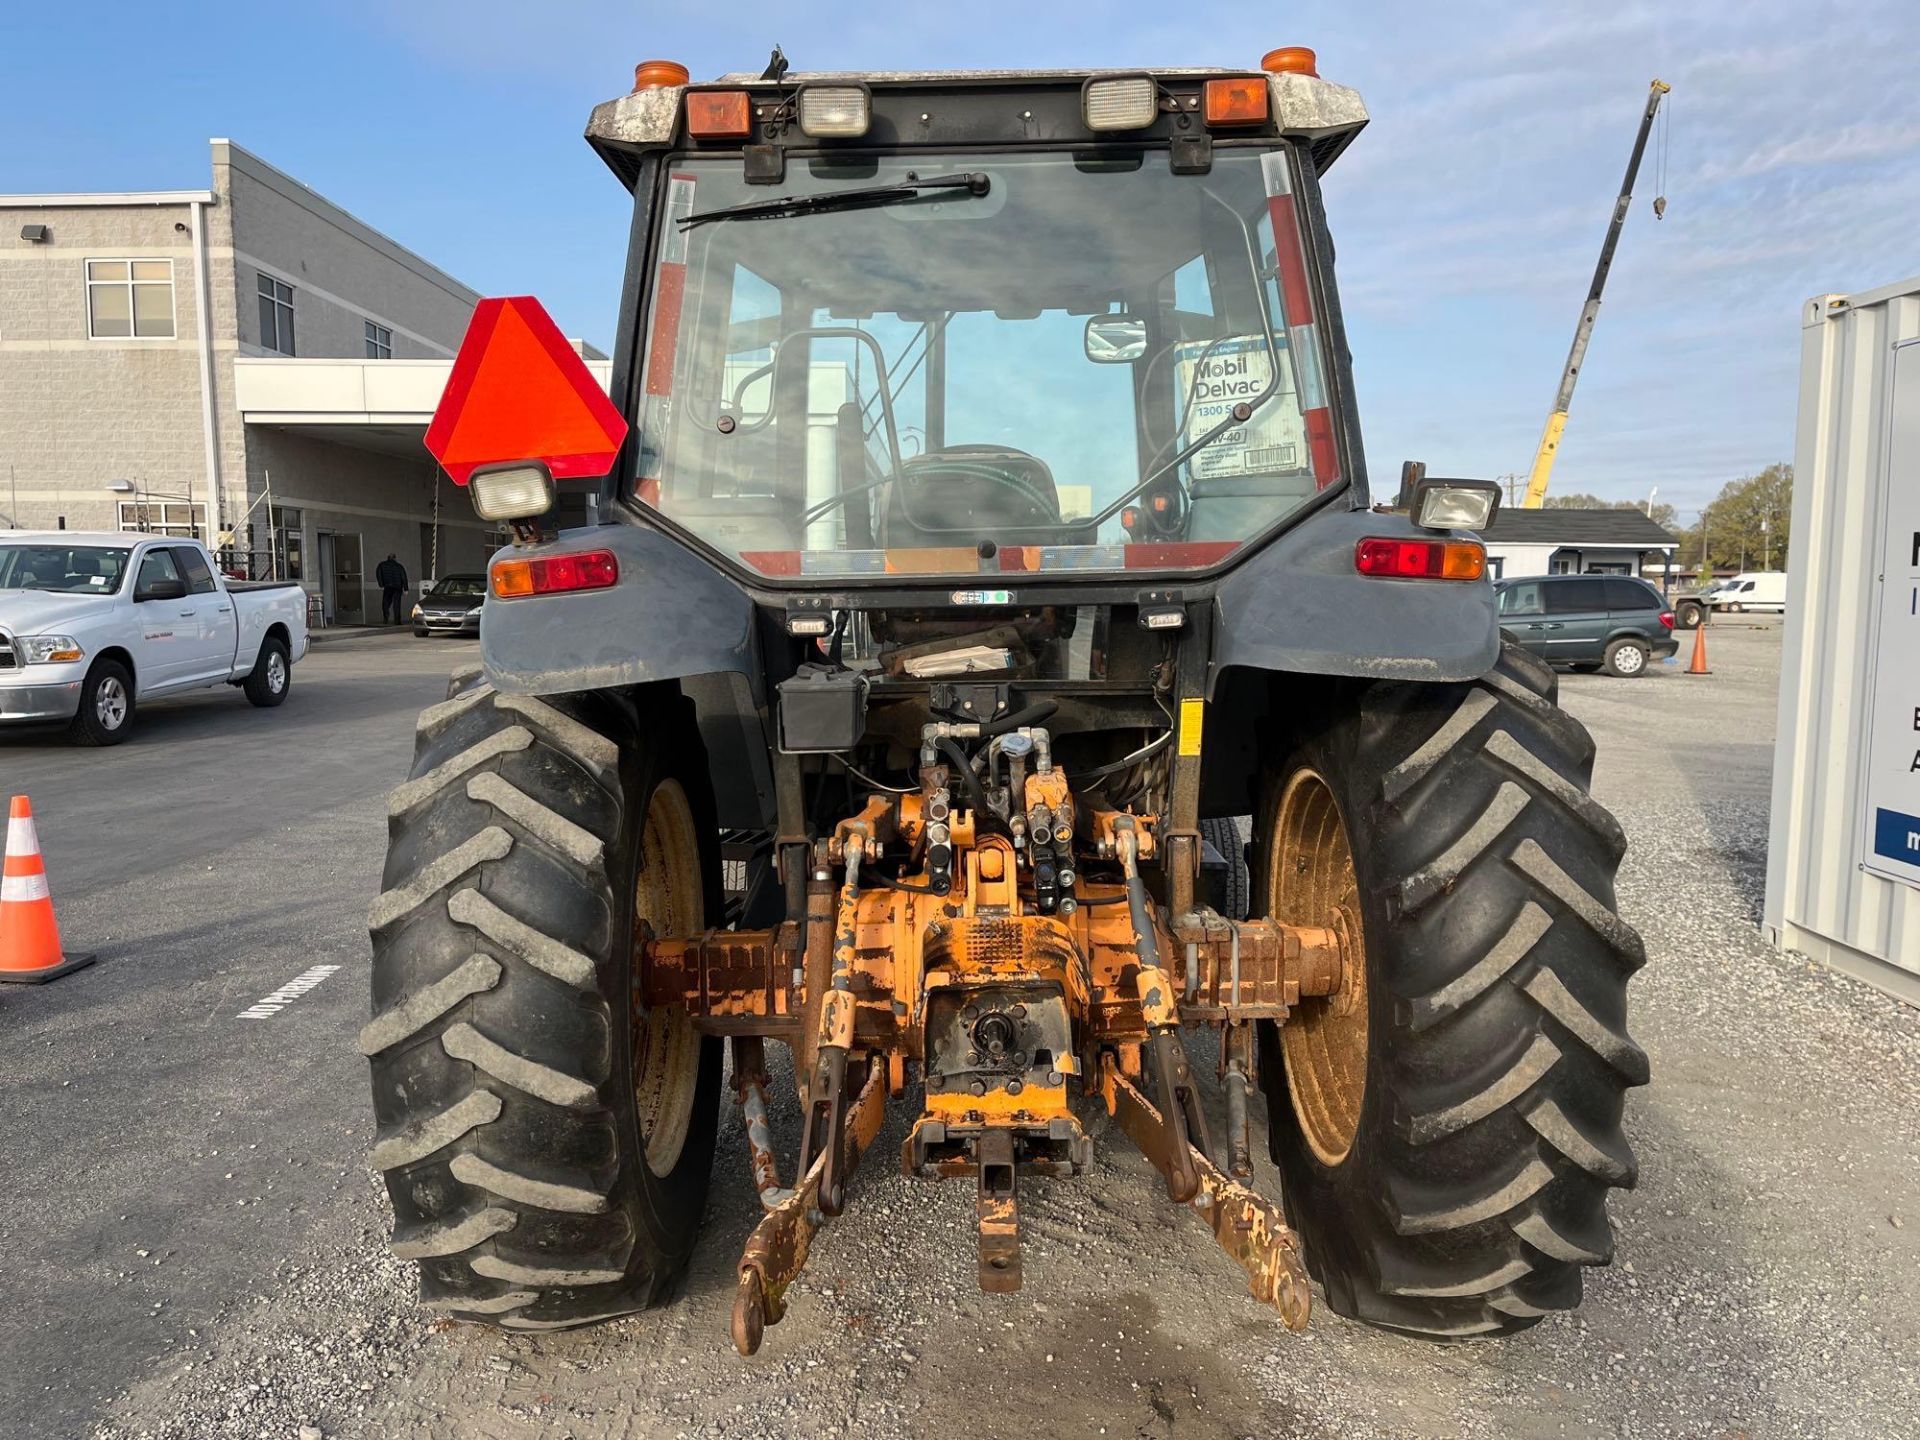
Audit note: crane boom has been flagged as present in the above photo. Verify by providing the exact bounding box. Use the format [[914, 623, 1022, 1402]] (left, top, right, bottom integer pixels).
[[1521, 78, 1670, 508]]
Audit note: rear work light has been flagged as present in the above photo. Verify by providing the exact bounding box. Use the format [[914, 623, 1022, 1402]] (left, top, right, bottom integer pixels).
[[469, 462, 555, 522], [1412, 477, 1501, 532], [686, 89, 752, 139], [492, 550, 619, 599], [1354, 537, 1486, 580], [1083, 75, 1159, 131], [1205, 76, 1270, 126], [798, 84, 870, 137]]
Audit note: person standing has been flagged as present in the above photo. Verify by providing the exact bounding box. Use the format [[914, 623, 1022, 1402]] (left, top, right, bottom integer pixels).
[[376, 553, 409, 625]]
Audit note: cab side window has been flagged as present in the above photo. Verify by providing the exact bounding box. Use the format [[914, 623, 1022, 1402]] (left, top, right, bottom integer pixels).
[[176, 547, 217, 595]]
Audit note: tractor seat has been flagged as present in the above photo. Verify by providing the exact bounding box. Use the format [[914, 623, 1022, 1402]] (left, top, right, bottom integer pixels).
[[884, 445, 1064, 547]]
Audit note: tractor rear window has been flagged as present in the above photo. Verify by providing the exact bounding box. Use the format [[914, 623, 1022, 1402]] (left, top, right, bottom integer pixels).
[[629, 146, 1341, 580]]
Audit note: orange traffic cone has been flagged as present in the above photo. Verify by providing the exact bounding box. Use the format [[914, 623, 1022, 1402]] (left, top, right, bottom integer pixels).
[[1684, 622, 1712, 676], [0, 796, 95, 983]]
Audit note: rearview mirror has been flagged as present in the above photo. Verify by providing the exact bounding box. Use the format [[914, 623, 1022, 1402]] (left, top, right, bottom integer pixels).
[[1084, 314, 1147, 363], [136, 577, 187, 603]]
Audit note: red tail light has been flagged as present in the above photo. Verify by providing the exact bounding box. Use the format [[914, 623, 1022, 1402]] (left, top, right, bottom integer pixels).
[[1659, 611, 1675, 629], [1354, 537, 1486, 580], [492, 550, 619, 599]]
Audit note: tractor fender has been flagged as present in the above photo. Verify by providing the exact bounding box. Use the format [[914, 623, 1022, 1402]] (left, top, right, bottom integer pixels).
[[480, 524, 775, 829], [1209, 508, 1499, 693], [480, 523, 759, 697]]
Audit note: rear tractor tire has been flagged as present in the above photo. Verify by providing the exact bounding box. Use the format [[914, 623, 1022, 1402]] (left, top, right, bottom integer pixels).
[[362, 668, 723, 1329], [1254, 641, 1646, 1338]]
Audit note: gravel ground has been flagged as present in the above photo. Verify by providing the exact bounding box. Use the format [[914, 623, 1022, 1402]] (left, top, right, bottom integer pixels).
[[8, 624, 1915, 1439]]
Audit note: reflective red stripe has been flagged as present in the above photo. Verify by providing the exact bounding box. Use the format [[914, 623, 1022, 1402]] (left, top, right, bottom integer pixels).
[[1305, 407, 1339, 489], [645, 174, 698, 399], [644, 266, 686, 398], [1122, 541, 1238, 568], [740, 549, 801, 576], [1265, 194, 1315, 326], [740, 545, 1242, 576]]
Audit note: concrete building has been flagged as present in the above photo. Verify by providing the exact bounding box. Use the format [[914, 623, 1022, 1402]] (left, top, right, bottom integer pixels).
[[1, 141, 509, 624], [1479, 507, 1680, 590]]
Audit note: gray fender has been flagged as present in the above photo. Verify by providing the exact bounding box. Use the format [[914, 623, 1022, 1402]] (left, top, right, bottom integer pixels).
[[1210, 508, 1499, 692], [480, 524, 776, 829], [480, 524, 757, 696]]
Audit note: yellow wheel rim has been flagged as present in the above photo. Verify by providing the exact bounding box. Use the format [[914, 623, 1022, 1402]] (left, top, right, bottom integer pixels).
[[631, 778, 703, 1178], [1269, 768, 1369, 1167]]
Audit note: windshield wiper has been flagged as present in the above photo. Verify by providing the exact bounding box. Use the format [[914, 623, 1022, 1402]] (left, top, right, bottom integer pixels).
[[678, 172, 990, 230]]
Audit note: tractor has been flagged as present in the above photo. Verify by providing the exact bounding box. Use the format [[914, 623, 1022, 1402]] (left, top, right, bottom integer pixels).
[[362, 50, 1645, 1352]]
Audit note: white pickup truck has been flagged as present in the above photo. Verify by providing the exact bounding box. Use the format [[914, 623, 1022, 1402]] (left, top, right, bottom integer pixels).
[[0, 532, 309, 745]]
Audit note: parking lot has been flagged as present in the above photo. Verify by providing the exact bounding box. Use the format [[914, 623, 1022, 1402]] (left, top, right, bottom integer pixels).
[[1, 624, 1914, 1440]]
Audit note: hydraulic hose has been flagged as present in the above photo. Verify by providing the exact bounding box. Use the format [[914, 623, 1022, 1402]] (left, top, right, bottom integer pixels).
[[935, 736, 1002, 832], [979, 700, 1058, 738]]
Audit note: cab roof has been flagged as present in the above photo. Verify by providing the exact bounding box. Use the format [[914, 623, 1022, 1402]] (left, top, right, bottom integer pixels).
[[586, 64, 1369, 188]]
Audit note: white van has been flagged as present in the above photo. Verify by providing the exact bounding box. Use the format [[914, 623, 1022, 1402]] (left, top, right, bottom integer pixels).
[[1706, 571, 1787, 613]]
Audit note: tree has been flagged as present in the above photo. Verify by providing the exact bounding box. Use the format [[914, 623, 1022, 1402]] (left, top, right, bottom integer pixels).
[[1542, 491, 1680, 531], [1674, 464, 1793, 573]]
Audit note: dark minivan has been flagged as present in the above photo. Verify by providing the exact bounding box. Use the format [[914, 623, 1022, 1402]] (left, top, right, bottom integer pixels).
[[1494, 574, 1677, 677]]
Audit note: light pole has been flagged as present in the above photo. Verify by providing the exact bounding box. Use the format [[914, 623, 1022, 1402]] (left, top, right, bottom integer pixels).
[[1644, 485, 1658, 517], [1761, 515, 1771, 571]]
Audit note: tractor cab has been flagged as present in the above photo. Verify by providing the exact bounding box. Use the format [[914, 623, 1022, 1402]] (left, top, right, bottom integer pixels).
[[587, 57, 1367, 584]]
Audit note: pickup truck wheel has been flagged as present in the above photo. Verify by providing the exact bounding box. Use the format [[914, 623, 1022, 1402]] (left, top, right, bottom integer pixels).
[[1253, 640, 1644, 1338], [363, 681, 722, 1329], [243, 638, 291, 707], [67, 659, 134, 747], [1673, 601, 1702, 629], [1602, 638, 1648, 678]]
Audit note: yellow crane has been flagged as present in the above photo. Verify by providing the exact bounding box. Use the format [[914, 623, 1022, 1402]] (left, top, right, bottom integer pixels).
[[1522, 78, 1670, 508]]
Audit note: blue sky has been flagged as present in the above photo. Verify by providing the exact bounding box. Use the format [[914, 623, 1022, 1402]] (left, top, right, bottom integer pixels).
[[5, 0, 1916, 516]]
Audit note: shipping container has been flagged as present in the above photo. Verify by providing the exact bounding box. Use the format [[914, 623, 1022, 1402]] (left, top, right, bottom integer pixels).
[[1764, 275, 1920, 1005]]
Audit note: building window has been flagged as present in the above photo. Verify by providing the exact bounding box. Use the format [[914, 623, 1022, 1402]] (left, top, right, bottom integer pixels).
[[258, 273, 296, 355], [118, 500, 206, 539], [364, 320, 393, 359], [87, 259, 176, 338]]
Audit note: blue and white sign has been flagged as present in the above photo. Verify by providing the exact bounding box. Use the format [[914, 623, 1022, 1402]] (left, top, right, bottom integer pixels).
[[1863, 340, 1920, 888]]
